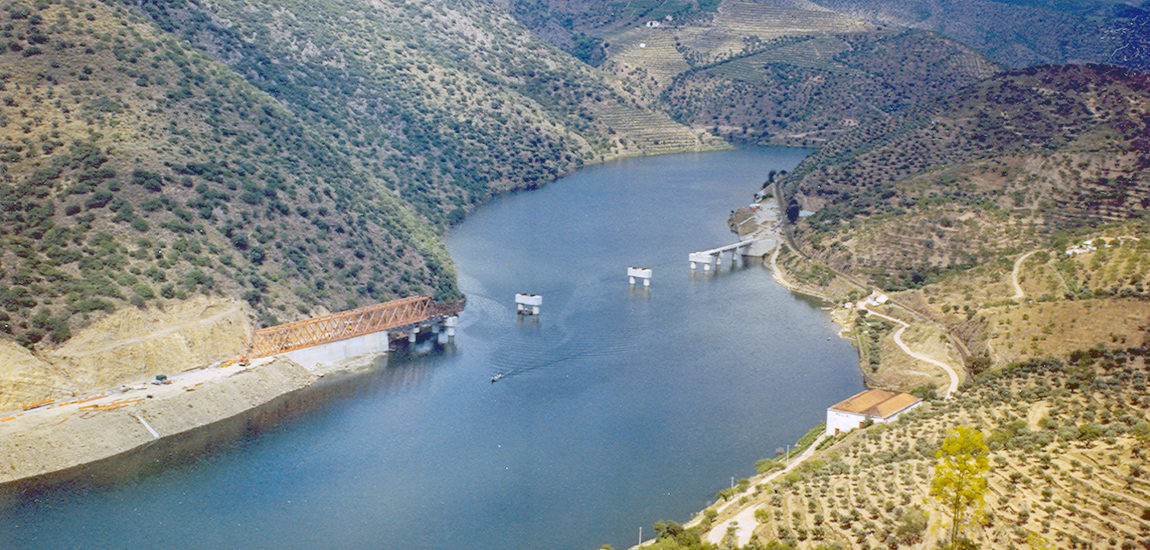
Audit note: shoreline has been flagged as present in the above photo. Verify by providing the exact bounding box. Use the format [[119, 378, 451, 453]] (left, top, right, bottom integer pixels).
[[0, 353, 378, 487]]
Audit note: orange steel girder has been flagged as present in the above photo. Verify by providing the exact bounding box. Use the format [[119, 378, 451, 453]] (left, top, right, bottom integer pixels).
[[250, 296, 461, 358]]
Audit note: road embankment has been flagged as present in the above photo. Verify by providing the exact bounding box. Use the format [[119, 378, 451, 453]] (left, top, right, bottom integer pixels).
[[0, 356, 318, 485]]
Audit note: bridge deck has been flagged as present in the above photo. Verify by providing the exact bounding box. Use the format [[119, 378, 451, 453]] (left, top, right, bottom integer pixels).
[[250, 296, 462, 358], [699, 239, 758, 255]]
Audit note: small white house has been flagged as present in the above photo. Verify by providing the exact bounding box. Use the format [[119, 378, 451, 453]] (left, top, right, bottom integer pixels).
[[862, 290, 889, 307], [825, 389, 922, 436]]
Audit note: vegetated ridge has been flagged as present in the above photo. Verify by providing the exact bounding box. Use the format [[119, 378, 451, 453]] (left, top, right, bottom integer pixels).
[[659, 29, 1000, 146], [551, 0, 1000, 147]]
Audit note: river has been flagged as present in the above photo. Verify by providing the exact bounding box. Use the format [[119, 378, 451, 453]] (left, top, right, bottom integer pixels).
[[0, 148, 863, 550]]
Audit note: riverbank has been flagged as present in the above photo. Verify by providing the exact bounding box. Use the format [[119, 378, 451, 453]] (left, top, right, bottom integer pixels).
[[0, 356, 321, 485], [0, 345, 393, 487]]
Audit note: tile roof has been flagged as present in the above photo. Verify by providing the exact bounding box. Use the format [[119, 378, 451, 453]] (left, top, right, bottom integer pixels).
[[829, 389, 922, 419]]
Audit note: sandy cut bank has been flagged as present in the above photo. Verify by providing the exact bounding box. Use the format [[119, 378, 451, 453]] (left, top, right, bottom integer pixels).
[[0, 296, 253, 413], [0, 295, 394, 486], [0, 355, 320, 485]]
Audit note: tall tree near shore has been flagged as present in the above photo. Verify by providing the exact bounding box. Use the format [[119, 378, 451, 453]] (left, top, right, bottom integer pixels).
[[930, 425, 990, 549]]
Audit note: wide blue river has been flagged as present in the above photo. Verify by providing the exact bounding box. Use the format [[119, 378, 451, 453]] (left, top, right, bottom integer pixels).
[[0, 148, 863, 550]]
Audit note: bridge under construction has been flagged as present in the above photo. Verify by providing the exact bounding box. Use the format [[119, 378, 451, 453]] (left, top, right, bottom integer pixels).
[[249, 296, 463, 360]]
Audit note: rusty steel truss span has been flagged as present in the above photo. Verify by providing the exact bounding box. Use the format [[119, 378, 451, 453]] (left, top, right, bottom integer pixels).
[[250, 296, 463, 358]]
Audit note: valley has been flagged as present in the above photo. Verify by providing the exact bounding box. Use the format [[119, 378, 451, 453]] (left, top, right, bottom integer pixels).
[[2, 0, 1150, 549]]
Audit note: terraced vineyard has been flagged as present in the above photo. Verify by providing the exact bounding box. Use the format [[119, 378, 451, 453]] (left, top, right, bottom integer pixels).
[[586, 101, 712, 154], [598, 0, 872, 95], [703, 35, 853, 79], [601, 28, 692, 93]]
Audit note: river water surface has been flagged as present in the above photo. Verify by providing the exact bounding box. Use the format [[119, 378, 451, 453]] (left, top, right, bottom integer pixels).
[[0, 148, 863, 550]]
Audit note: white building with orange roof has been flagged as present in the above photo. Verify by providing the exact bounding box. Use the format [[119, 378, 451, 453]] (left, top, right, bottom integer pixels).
[[826, 389, 922, 436]]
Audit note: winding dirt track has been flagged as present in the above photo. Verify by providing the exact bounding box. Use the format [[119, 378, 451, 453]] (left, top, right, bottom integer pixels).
[[862, 308, 959, 399], [1011, 250, 1038, 300]]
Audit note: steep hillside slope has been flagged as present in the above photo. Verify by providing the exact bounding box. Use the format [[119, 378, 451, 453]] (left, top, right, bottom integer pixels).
[[661, 29, 1000, 145], [0, 0, 460, 350], [782, 64, 1150, 291], [815, 0, 1150, 71], [581, 0, 998, 147], [128, 0, 711, 206]]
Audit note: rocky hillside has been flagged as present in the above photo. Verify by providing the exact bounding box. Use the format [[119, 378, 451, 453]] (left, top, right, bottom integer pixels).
[[0, 0, 710, 352], [781, 64, 1150, 292]]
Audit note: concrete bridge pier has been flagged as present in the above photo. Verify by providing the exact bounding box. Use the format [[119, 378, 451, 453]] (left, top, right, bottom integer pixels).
[[444, 316, 458, 338], [515, 293, 542, 315], [627, 267, 653, 287], [437, 316, 459, 344], [408, 326, 419, 343], [689, 252, 715, 272]]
